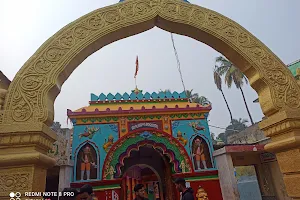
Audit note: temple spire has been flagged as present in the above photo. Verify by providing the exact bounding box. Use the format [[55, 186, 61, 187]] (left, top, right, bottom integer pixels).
[[132, 87, 142, 94]]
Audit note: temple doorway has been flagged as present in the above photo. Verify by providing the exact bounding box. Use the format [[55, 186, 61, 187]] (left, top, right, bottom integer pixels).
[[120, 145, 175, 200]]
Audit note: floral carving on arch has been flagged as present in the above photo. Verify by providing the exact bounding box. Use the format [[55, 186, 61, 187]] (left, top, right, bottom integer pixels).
[[2, 0, 300, 126]]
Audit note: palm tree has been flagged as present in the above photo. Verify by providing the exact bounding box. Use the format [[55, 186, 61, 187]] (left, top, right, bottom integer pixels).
[[197, 96, 211, 106], [218, 118, 249, 144], [213, 68, 234, 123], [185, 89, 199, 102], [160, 89, 211, 105], [159, 89, 172, 93], [215, 56, 254, 125], [185, 89, 211, 105]]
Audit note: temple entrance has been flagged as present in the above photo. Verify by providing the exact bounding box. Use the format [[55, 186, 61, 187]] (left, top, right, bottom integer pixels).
[[120, 145, 175, 200]]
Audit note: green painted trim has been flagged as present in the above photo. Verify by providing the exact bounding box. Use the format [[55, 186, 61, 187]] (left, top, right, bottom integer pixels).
[[185, 175, 219, 181], [94, 187, 121, 191], [93, 184, 121, 191], [76, 113, 205, 124]]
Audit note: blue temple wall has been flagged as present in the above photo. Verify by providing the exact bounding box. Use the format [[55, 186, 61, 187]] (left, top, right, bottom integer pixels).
[[71, 123, 119, 182], [171, 118, 216, 171]]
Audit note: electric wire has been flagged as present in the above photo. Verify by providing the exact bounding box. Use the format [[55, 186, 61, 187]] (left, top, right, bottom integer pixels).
[[170, 33, 238, 137], [170, 33, 188, 97]]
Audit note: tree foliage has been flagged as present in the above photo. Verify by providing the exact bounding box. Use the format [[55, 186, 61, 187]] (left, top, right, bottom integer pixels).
[[215, 56, 254, 125], [213, 65, 233, 123], [217, 118, 249, 143], [159, 89, 211, 105], [235, 166, 257, 180], [185, 89, 211, 105]]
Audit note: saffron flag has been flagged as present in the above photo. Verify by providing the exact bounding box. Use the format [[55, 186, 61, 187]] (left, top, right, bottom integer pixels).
[[134, 56, 139, 78]]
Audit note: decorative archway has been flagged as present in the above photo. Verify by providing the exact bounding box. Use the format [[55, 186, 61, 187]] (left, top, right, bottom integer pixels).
[[102, 128, 193, 180], [2, 0, 300, 126], [0, 0, 299, 198]]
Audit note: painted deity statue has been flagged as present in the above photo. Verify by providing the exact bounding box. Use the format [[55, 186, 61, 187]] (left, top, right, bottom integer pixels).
[[180, 160, 186, 173], [103, 134, 114, 152], [192, 138, 207, 170], [80, 146, 96, 180], [154, 182, 160, 200], [105, 165, 116, 180], [196, 186, 209, 200], [177, 130, 187, 146]]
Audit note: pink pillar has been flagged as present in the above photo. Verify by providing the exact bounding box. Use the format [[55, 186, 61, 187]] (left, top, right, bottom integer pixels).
[[213, 147, 239, 200]]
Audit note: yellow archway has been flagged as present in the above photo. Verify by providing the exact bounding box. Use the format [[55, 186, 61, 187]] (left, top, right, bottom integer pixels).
[[0, 0, 300, 199]]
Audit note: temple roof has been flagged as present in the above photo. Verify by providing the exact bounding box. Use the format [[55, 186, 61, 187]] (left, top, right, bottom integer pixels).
[[67, 90, 211, 117], [90, 91, 187, 102]]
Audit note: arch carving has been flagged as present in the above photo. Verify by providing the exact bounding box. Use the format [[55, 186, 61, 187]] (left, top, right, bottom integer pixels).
[[102, 129, 193, 180], [1, 0, 300, 126]]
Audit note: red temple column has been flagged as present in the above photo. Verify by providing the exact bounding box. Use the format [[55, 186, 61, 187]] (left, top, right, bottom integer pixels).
[[126, 176, 132, 200], [132, 178, 136, 199], [142, 181, 148, 199]]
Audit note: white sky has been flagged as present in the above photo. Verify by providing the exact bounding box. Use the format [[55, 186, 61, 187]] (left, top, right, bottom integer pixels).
[[1, 0, 299, 135]]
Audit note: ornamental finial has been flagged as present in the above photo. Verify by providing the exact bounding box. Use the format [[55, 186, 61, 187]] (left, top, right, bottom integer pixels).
[[132, 87, 142, 94]]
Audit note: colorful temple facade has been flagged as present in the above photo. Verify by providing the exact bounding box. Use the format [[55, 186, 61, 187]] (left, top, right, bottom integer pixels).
[[68, 89, 223, 200]]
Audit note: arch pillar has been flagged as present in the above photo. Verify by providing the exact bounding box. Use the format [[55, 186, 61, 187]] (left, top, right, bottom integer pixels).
[[259, 110, 300, 198], [0, 123, 56, 200]]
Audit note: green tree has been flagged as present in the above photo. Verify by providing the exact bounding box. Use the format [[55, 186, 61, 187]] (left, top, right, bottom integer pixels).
[[159, 89, 211, 105], [185, 89, 211, 105], [211, 132, 217, 145], [217, 132, 226, 143], [197, 96, 211, 106], [218, 118, 249, 144], [213, 67, 234, 123], [235, 166, 257, 180], [215, 56, 254, 125], [159, 89, 172, 93], [225, 118, 248, 136]]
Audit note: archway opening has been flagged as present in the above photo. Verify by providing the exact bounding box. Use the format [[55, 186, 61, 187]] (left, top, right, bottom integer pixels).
[[120, 145, 174, 200], [122, 165, 162, 200]]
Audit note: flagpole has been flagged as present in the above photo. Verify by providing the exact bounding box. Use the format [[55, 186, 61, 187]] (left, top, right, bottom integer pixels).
[[134, 56, 139, 89]]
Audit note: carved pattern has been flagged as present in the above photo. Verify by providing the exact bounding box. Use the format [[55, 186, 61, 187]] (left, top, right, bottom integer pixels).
[[262, 120, 300, 137], [0, 172, 30, 195], [0, 111, 3, 124], [2, 0, 300, 124], [0, 132, 54, 150]]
